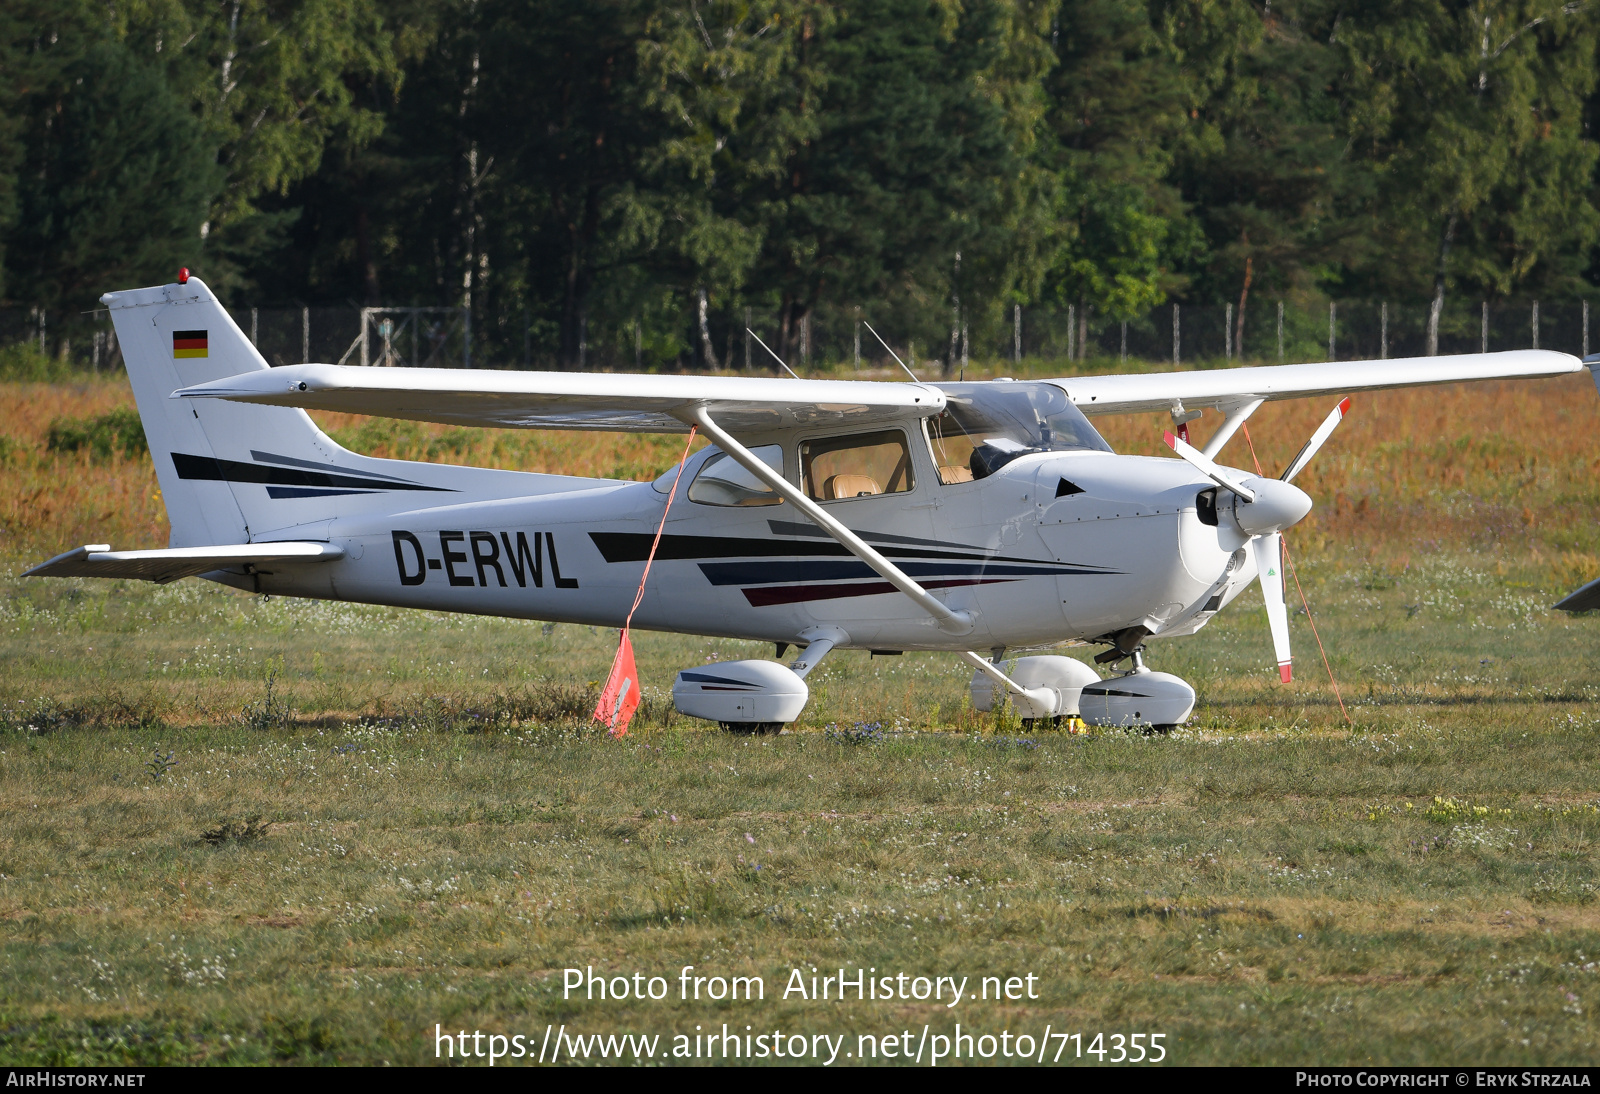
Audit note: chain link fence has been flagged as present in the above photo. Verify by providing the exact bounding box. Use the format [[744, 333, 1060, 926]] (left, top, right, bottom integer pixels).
[[2, 297, 1592, 375]]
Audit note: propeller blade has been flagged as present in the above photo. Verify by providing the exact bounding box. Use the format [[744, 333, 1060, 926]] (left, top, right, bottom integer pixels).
[[1252, 533, 1292, 682], [1278, 397, 1351, 483], [1164, 431, 1256, 501]]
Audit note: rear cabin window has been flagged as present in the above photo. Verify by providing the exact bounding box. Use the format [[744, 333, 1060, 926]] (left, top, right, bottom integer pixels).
[[800, 430, 914, 501], [686, 445, 784, 506]]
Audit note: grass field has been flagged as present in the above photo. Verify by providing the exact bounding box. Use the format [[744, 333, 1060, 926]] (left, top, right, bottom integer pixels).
[[2, 364, 1600, 1065]]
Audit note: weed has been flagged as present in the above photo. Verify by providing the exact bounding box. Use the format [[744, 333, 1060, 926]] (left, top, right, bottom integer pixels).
[[824, 721, 885, 745], [199, 816, 269, 846], [1425, 796, 1511, 824], [144, 747, 176, 781], [237, 665, 292, 731]]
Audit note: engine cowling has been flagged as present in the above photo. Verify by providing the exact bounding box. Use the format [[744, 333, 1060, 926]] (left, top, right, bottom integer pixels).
[[672, 660, 809, 729]]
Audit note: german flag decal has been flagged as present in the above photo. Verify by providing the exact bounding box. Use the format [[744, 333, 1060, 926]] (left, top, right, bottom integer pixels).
[[172, 330, 208, 358]]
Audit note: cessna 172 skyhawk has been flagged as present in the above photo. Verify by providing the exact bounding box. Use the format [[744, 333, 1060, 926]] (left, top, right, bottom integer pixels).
[[25, 276, 1599, 731]]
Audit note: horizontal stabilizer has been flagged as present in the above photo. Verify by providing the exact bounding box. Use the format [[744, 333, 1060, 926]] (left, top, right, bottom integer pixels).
[[1554, 576, 1600, 613], [23, 542, 344, 585]]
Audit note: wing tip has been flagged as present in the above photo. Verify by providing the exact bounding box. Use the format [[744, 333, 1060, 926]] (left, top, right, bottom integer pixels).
[[1554, 575, 1600, 612]]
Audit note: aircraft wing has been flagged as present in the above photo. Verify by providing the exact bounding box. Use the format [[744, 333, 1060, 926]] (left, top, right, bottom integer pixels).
[[23, 542, 345, 584], [1050, 350, 1587, 416], [173, 363, 945, 434]]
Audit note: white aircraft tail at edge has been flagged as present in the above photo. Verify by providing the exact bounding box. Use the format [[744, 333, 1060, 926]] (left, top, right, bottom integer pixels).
[[24, 275, 1600, 733]]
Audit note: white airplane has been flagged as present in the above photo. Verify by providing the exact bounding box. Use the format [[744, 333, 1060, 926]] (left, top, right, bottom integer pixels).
[[24, 275, 1596, 732]]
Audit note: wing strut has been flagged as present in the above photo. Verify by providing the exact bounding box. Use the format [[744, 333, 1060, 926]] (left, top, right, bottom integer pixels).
[[686, 406, 974, 636], [959, 651, 1055, 718], [1199, 398, 1264, 459]]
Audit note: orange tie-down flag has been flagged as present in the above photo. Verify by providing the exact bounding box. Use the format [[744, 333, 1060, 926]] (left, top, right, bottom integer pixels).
[[594, 629, 642, 737]]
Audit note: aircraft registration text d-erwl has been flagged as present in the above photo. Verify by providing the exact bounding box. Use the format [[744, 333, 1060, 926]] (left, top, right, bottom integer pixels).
[[391, 530, 580, 589]]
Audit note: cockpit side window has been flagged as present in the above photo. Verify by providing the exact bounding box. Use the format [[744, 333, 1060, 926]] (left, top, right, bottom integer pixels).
[[800, 430, 914, 501], [929, 381, 1111, 481]]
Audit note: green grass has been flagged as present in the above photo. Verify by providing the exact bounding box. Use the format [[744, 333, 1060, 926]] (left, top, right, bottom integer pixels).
[[2, 551, 1599, 1065]]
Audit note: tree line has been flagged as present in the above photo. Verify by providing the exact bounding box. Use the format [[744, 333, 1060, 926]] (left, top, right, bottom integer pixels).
[[3, 0, 1598, 368]]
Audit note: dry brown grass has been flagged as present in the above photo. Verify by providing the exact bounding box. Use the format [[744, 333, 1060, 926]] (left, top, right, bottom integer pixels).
[[3, 369, 1597, 572]]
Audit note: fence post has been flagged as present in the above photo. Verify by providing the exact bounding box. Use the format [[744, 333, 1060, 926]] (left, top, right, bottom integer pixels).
[[39, 309, 46, 354], [1380, 302, 1388, 360], [1120, 320, 1127, 364], [800, 314, 809, 367], [360, 308, 370, 367], [1226, 303, 1234, 360], [1172, 304, 1181, 366], [1328, 302, 1336, 362], [1481, 301, 1488, 354], [1277, 301, 1284, 361], [1013, 304, 1022, 363], [250, 307, 258, 346], [854, 308, 862, 370], [960, 323, 968, 373], [1585, 301, 1590, 358], [745, 307, 753, 370], [1532, 300, 1540, 350], [1067, 304, 1075, 361], [301, 306, 310, 364], [466, 309, 474, 369]]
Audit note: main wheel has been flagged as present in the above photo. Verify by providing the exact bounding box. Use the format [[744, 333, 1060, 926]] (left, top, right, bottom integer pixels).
[[718, 721, 783, 736]]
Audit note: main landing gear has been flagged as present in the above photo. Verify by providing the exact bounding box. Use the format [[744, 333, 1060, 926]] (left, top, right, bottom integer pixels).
[[968, 646, 1196, 732], [671, 628, 845, 734], [671, 631, 1197, 734]]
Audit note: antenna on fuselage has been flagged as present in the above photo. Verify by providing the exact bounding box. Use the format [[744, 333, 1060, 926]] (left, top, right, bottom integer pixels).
[[863, 322, 920, 382], [745, 328, 802, 380]]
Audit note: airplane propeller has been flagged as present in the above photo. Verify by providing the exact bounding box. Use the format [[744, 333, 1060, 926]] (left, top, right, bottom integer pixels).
[[1164, 397, 1351, 683], [1278, 397, 1350, 484]]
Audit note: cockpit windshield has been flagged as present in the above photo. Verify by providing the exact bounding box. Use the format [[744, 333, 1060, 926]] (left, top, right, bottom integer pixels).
[[927, 381, 1112, 482]]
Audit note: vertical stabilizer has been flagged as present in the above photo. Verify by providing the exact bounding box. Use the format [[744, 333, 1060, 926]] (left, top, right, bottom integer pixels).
[[104, 276, 347, 546]]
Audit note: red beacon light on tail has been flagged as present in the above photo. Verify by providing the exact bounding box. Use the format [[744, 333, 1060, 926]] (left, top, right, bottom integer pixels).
[[177, 268, 189, 284]]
